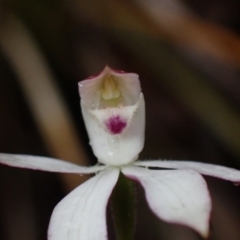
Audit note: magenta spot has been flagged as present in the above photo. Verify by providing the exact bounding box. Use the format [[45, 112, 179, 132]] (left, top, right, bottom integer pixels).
[[106, 115, 127, 134]]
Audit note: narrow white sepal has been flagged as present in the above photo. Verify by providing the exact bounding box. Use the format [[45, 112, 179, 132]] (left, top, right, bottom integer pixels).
[[0, 154, 107, 173], [48, 167, 120, 240], [122, 166, 211, 238], [135, 160, 240, 182]]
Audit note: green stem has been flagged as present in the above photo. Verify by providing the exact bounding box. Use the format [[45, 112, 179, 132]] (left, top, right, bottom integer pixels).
[[111, 172, 136, 240]]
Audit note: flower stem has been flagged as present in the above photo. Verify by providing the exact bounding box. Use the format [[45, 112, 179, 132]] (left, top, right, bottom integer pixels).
[[111, 172, 136, 240]]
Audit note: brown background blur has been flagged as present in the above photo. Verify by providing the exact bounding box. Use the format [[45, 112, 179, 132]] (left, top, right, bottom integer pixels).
[[0, 0, 240, 239]]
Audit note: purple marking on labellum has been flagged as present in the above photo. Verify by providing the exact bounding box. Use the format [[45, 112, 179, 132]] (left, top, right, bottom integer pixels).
[[106, 115, 127, 134]]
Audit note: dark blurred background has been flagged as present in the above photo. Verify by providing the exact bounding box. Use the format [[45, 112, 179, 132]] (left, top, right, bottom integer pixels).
[[0, 0, 240, 239]]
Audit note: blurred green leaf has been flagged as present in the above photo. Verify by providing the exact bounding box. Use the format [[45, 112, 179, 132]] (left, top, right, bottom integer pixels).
[[111, 172, 136, 240]]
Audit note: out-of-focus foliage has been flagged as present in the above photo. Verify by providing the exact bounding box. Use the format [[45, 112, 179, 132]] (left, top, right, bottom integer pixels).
[[0, 0, 240, 239]]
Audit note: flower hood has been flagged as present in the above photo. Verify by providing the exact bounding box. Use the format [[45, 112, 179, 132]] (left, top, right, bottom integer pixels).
[[79, 66, 145, 165]]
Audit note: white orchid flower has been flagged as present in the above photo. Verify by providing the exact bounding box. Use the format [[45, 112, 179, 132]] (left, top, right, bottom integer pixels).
[[1, 66, 240, 240]]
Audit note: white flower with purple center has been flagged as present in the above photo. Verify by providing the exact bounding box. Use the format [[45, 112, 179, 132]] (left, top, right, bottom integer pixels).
[[1, 66, 240, 240], [79, 66, 144, 166]]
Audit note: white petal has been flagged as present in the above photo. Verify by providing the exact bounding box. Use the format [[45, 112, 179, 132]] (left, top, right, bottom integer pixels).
[[0, 154, 106, 173], [135, 160, 240, 182], [81, 94, 145, 166], [48, 167, 119, 240], [122, 166, 211, 238]]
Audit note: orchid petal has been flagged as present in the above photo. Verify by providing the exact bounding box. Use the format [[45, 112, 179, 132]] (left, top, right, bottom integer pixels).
[[48, 167, 119, 240], [135, 160, 240, 182], [122, 166, 211, 238], [0, 154, 106, 173], [81, 94, 145, 166]]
